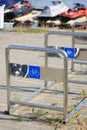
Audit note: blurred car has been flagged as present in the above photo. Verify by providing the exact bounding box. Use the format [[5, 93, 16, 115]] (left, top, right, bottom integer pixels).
[[4, 0, 34, 21], [13, 19, 35, 28]]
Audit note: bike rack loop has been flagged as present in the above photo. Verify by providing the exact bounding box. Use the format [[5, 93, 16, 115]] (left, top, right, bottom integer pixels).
[[71, 22, 87, 71], [44, 30, 87, 71], [44, 30, 87, 48], [44, 30, 87, 84], [5, 45, 68, 122], [44, 30, 87, 121]]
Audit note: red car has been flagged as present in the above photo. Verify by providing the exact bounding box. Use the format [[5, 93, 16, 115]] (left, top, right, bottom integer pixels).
[[59, 3, 87, 19]]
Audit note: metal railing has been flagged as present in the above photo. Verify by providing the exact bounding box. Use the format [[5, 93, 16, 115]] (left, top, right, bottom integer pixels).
[[44, 30, 87, 48], [71, 22, 87, 71]]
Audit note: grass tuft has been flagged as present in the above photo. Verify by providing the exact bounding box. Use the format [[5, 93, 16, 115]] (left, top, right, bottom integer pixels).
[[13, 27, 47, 33]]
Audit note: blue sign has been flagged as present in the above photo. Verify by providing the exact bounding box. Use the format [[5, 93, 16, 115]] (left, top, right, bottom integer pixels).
[[64, 47, 75, 59], [29, 65, 40, 79]]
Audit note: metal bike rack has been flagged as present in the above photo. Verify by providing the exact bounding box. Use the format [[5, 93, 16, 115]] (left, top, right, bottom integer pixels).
[[5, 31, 87, 123], [45, 30, 87, 84], [71, 22, 87, 71], [44, 30, 87, 121], [5, 45, 69, 122]]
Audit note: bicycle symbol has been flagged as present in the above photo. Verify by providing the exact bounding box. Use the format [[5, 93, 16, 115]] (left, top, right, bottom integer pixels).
[[29, 65, 40, 79], [66, 50, 72, 55], [64, 48, 75, 59]]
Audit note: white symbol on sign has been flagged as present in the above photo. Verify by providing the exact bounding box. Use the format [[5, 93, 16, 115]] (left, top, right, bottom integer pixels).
[[67, 50, 72, 56], [30, 68, 40, 77]]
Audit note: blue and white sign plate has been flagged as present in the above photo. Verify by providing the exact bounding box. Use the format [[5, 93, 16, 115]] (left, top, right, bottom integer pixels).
[[29, 65, 40, 79], [64, 47, 75, 59]]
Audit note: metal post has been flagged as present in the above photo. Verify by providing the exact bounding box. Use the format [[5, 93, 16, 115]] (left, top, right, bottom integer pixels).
[[5, 48, 11, 113], [71, 22, 75, 71], [44, 32, 49, 87], [63, 53, 68, 121]]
